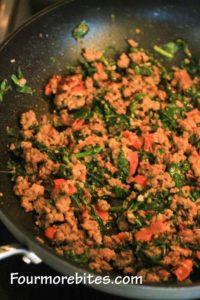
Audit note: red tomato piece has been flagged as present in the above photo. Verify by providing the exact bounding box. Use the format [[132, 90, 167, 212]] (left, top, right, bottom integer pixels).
[[144, 134, 154, 151], [68, 184, 77, 196], [96, 210, 109, 222], [71, 82, 86, 94], [135, 228, 153, 242], [44, 227, 57, 240], [117, 232, 127, 240], [95, 62, 104, 74], [122, 131, 131, 138], [53, 178, 66, 192], [133, 175, 147, 186], [196, 251, 200, 260], [72, 119, 85, 131], [126, 149, 139, 176], [132, 138, 142, 149], [159, 269, 170, 278], [53, 179, 76, 195], [44, 83, 52, 96], [173, 259, 193, 282]]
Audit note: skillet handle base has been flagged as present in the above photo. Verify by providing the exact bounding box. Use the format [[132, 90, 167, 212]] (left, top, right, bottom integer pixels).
[[0, 244, 42, 264]]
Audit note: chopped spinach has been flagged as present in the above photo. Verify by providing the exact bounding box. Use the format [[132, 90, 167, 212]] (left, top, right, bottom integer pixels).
[[168, 160, 190, 187], [112, 186, 129, 198], [73, 108, 93, 120], [118, 149, 129, 182], [86, 160, 108, 187], [72, 21, 89, 41], [159, 105, 183, 130], [7, 159, 26, 181], [154, 41, 179, 59], [154, 42, 179, 59], [56, 164, 72, 180], [135, 65, 153, 76], [189, 134, 200, 150], [65, 249, 89, 264], [139, 151, 156, 164], [6, 126, 19, 138], [82, 198, 106, 232], [11, 67, 33, 95], [32, 141, 70, 164], [189, 189, 200, 202], [73, 145, 102, 159], [158, 148, 166, 155], [0, 79, 11, 102]]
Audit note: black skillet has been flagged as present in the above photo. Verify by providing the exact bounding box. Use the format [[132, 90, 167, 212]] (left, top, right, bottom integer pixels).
[[0, 0, 200, 298]]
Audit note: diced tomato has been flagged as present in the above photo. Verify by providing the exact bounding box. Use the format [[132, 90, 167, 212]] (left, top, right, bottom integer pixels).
[[129, 153, 139, 175], [44, 83, 52, 96], [96, 210, 109, 222], [159, 269, 170, 278], [71, 82, 86, 94], [44, 226, 57, 240], [135, 228, 153, 242], [196, 251, 200, 260], [132, 138, 142, 149], [68, 184, 77, 196], [122, 131, 142, 149], [150, 220, 166, 234], [133, 175, 147, 186], [144, 134, 154, 151], [80, 136, 94, 146], [72, 119, 85, 131], [117, 232, 127, 240], [126, 149, 139, 176], [135, 220, 168, 242], [173, 259, 193, 282], [123, 131, 131, 138], [53, 178, 66, 192], [53, 179, 76, 195], [95, 62, 104, 74], [84, 188, 92, 201]]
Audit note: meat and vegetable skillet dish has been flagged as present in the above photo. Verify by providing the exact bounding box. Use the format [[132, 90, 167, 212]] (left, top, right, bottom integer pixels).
[[7, 38, 200, 283]]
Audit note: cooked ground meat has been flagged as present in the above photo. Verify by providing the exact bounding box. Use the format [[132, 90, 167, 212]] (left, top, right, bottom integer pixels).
[[8, 38, 200, 284]]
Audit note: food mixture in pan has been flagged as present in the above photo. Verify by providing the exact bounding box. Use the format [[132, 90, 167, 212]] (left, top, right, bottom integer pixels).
[[8, 38, 200, 283]]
